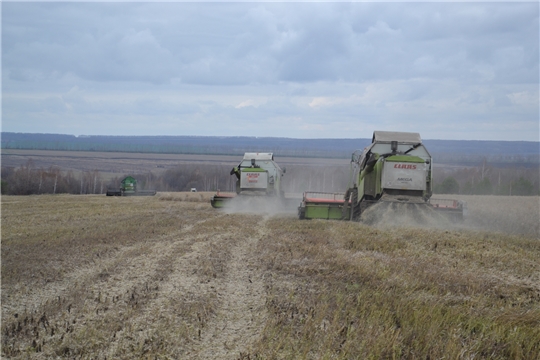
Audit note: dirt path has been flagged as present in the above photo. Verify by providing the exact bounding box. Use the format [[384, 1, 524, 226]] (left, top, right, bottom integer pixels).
[[193, 218, 268, 359], [87, 213, 270, 359]]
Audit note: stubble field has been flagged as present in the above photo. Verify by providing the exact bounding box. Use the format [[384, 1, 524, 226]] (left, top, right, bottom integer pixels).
[[1, 193, 539, 359]]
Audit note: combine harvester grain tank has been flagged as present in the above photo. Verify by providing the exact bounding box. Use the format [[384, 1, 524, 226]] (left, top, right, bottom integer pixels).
[[298, 131, 465, 221], [210, 152, 286, 208]]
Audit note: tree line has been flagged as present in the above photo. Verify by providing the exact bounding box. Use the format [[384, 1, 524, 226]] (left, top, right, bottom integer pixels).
[[1, 159, 538, 196], [432, 159, 539, 196], [0, 160, 350, 195]]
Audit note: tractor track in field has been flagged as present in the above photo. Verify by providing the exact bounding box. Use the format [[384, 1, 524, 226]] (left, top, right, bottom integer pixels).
[[97, 212, 269, 359], [2, 214, 222, 320], [2, 200, 270, 359], [192, 218, 268, 359]]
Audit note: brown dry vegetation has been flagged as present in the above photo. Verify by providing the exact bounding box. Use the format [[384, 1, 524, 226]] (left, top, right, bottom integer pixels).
[[1, 194, 539, 359]]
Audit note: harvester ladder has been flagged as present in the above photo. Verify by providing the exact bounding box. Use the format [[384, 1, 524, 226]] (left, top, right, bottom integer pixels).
[[349, 189, 359, 221], [341, 189, 351, 220]]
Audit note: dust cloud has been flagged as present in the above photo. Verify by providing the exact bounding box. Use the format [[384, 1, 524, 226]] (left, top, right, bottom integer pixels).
[[453, 196, 539, 237], [360, 202, 457, 230], [360, 198, 539, 237], [222, 196, 298, 217], [218, 192, 538, 237]]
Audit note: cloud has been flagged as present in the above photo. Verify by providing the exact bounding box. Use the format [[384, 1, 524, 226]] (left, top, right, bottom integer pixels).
[[1, 2, 538, 141], [235, 98, 268, 109], [508, 91, 539, 106], [308, 97, 342, 109], [4, 2, 538, 86]]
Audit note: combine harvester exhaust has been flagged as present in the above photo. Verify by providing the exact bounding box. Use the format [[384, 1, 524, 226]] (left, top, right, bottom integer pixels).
[[298, 131, 465, 221], [211, 152, 286, 208]]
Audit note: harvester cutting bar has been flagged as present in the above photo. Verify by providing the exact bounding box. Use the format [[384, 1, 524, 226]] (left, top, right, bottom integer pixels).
[[210, 191, 237, 208], [298, 192, 350, 220], [304, 192, 347, 203], [129, 190, 157, 196], [106, 189, 156, 196], [429, 198, 466, 220], [430, 198, 461, 208]]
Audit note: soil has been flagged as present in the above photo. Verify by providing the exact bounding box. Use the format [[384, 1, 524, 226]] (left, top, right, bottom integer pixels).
[[1, 196, 274, 359], [2, 194, 539, 358]]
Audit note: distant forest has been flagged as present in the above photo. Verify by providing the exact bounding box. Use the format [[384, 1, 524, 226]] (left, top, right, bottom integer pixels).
[[2, 132, 539, 167]]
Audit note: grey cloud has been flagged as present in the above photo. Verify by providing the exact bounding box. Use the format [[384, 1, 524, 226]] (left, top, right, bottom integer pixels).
[[2, 2, 538, 140], [4, 2, 538, 86]]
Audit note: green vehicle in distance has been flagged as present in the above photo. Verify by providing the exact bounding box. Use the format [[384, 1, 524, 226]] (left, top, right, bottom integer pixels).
[[211, 152, 286, 208], [106, 176, 156, 196]]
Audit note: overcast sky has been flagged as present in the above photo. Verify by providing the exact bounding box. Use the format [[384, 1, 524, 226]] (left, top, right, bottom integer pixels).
[[2, 1, 539, 141]]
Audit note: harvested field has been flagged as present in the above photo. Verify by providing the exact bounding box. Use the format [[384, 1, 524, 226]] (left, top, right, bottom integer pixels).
[[1, 149, 349, 178], [2, 194, 539, 359]]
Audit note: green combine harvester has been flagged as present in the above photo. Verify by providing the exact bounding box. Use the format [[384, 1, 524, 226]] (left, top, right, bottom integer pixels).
[[106, 176, 156, 196], [298, 131, 465, 220], [211, 152, 286, 208]]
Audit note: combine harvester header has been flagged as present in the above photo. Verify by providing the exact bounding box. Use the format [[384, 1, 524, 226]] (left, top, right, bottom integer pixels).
[[298, 131, 465, 221]]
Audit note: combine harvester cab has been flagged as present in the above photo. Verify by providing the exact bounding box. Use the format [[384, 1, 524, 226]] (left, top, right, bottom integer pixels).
[[210, 152, 286, 208], [106, 176, 156, 196], [298, 131, 465, 221]]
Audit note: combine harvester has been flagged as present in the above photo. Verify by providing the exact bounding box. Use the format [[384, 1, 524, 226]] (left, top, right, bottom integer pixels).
[[211, 152, 286, 208], [298, 131, 465, 221], [106, 176, 156, 196]]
